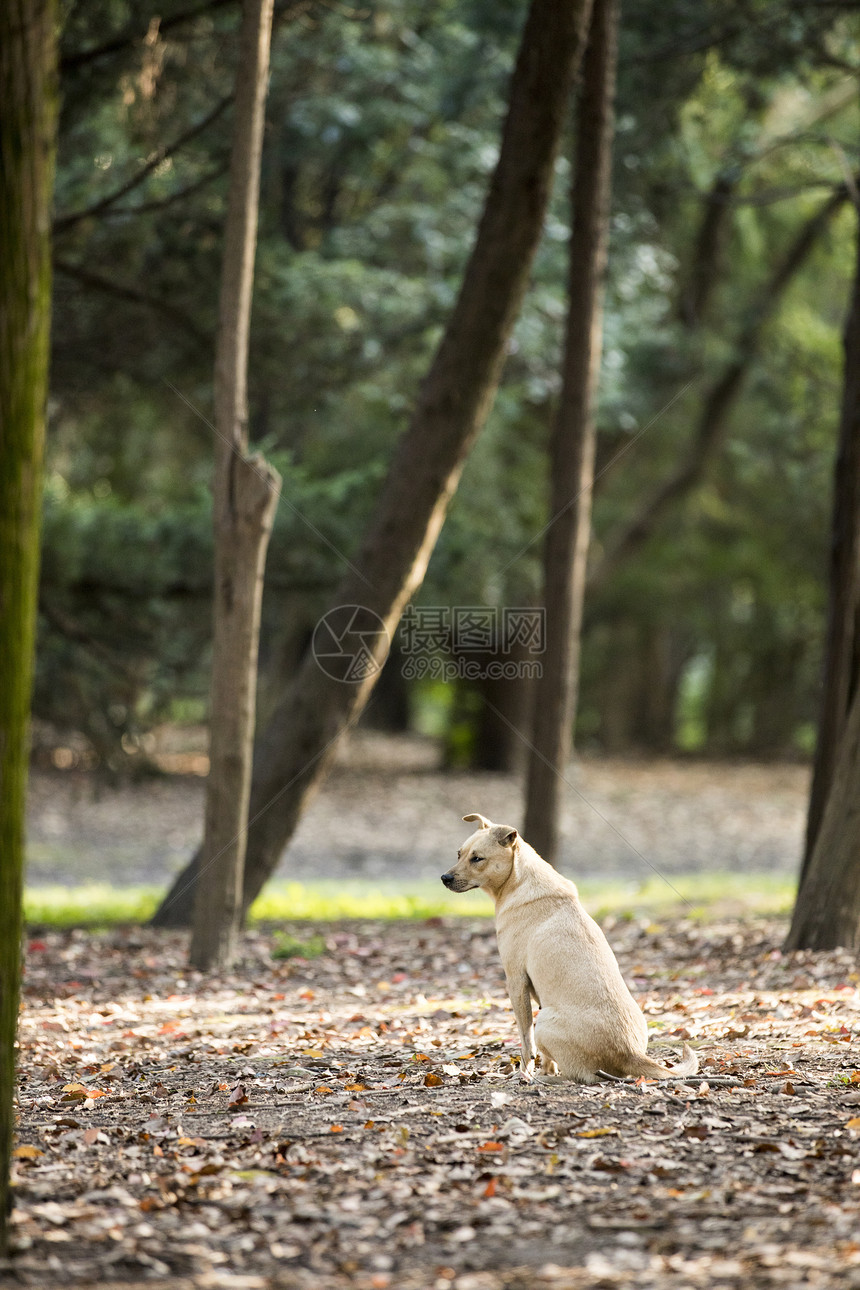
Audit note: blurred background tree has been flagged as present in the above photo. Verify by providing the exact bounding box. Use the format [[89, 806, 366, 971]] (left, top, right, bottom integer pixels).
[[39, 0, 858, 776]]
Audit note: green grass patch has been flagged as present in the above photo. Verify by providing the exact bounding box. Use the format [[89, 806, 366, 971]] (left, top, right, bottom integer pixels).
[[23, 871, 796, 929], [24, 884, 162, 926], [580, 871, 796, 922], [271, 932, 327, 960]]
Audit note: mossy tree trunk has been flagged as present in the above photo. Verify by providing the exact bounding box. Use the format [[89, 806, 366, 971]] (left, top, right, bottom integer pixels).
[[189, 0, 281, 971], [0, 0, 57, 1254]]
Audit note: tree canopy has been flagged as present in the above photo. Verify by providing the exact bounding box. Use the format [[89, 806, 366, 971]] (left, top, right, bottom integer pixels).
[[41, 0, 859, 770]]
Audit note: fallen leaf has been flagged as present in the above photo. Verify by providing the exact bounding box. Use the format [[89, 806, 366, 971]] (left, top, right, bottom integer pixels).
[[13, 1146, 43, 1159], [424, 1072, 444, 1087], [476, 1141, 504, 1153], [577, 1127, 617, 1139]]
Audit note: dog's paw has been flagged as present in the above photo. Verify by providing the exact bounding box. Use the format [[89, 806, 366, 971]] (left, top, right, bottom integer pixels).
[[520, 1061, 535, 1084]]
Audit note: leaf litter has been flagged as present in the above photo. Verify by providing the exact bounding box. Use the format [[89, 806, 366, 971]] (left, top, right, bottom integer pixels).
[[4, 915, 860, 1289]]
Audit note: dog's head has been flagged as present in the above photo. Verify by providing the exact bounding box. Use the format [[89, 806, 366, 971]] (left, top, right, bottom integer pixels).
[[441, 813, 519, 895]]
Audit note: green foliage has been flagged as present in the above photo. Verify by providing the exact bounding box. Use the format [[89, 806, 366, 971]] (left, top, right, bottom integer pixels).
[[43, 0, 860, 766]]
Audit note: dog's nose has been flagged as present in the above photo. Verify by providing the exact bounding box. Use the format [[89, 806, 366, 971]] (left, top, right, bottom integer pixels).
[[441, 872, 454, 888]]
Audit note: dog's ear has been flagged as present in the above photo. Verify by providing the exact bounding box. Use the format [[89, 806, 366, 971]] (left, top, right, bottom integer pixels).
[[463, 813, 493, 830], [493, 825, 518, 847]]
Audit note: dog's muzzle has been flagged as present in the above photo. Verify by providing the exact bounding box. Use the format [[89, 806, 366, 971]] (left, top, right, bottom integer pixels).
[[441, 872, 456, 889]]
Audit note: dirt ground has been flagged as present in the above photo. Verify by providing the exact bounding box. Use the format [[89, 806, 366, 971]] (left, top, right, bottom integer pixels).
[[25, 732, 810, 887], [5, 914, 860, 1290]]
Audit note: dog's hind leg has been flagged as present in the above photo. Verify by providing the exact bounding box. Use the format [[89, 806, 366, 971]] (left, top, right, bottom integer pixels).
[[534, 1009, 560, 1077]]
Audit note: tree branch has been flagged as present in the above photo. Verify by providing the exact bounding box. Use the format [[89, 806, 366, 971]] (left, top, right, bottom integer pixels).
[[54, 97, 231, 232], [60, 0, 235, 74], [591, 182, 850, 589], [60, 0, 314, 73], [53, 256, 211, 350], [98, 162, 229, 219]]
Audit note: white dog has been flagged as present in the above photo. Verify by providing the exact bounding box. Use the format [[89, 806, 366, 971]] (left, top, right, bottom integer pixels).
[[441, 813, 697, 1084]]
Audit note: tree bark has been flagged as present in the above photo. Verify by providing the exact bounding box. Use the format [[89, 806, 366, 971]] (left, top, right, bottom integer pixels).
[[153, 0, 594, 927], [189, 0, 281, 970], [799, 202, 860, 886], [590, 183, 850, 591], [0, 0, 57, 1254], [677, 171, 737, 329], [524, 0, 618, 865], [786, 680, 860, 951]]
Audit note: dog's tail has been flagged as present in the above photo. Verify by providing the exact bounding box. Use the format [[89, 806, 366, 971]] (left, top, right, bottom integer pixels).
[[622, 1042, 698, 1081]]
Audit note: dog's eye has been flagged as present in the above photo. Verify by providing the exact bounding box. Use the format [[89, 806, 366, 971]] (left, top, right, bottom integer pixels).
[[470, 855, 483, 865]]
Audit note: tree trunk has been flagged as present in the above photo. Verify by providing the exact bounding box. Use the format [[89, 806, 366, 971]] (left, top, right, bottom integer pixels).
[[189, 0, 281, 970], [590, 183, 849, 590], [472, 637, 536, 773], [153, 0, 594, 927], [786, 682, 860, 951], [0, 0, 57, 1254], [524, 0, 618, 865], [799, 203, 860, 885], [677, 172, 737, 329]]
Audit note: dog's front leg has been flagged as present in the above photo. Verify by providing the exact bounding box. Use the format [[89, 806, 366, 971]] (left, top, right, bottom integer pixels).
[[506, 973, 537, 1081]]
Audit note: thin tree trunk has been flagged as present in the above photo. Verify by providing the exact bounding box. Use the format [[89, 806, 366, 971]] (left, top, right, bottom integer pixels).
[[189, 0, 281, 970], [0, 0, 57, 1254], [590, 184, 849, 591], [786, 680, 860, 951], [677, 172, 737, 329], [153, 0, 594, 927], [799, 202, 860, 887], [524, 0, 618, 865]]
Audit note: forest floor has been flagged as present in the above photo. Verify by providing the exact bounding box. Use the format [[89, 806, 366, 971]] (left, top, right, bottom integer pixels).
[[5, 914, 860, 1290]]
